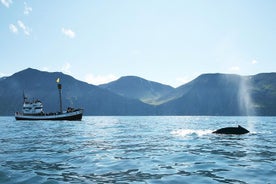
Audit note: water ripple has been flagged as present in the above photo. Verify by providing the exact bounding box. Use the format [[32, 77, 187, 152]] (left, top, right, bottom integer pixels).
[[0, 116, 275, 183]]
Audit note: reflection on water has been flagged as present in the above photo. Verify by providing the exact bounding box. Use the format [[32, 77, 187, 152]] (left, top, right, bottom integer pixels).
[[0, 116, 275, 183]]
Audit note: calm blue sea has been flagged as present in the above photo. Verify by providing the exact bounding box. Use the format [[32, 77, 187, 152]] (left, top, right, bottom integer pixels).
[[0, 116, 275, 184]]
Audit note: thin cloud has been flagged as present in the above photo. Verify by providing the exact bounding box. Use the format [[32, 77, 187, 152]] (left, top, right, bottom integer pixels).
[[176, 77, 192, 85], [17, 20, 31, 36], [1, 0, 12, 8], [229, 66, 240, 72], [251, 59, 258, 65], [61, 62, 72, 74], [41, 67, 50, 71], [61, 28, 75, 39], [84, 73, 118, 85], [24, 2, 32, 15], [0, 72, 6, 77], [9, 24, 18, 34]]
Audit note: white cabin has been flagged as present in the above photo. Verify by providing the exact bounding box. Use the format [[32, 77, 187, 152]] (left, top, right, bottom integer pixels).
[[22, 100, 43, 115]]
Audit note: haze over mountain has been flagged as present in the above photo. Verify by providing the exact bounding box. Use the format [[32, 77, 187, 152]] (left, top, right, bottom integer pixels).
[[0, 68, 275, 116], [158, 74, 248, 115]]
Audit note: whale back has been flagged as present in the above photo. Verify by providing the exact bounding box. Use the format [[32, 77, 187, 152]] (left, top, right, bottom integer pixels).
[[213, 125, 249, 134]]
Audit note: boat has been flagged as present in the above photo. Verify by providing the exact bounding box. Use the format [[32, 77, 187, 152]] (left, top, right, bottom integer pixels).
[[15, 79, 83, 121]]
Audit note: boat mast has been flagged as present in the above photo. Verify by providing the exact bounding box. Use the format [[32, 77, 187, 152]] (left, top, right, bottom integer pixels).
[[23, 91, 27, 103], [57, 78, 63, 113]]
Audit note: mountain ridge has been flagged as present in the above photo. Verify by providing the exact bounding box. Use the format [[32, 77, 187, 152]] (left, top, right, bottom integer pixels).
[[99, 76, 174, 104], [0, 68, 276, 116], [0, 68, 155, 115]]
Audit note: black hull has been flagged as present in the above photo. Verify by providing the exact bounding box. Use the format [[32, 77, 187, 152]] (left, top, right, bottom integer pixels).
[[15, 110, 83, 121]]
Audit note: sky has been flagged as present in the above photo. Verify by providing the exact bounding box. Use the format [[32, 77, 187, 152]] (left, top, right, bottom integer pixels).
[[1, 0, 276, 87]]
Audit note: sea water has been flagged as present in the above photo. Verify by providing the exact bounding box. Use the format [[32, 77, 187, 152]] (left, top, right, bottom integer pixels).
[[0, 116, 275, 184]]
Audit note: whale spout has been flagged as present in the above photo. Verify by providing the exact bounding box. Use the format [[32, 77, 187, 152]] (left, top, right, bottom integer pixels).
[[213, 125, 249, 135]]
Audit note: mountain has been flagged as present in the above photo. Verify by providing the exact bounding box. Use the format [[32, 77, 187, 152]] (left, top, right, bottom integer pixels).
[[0, 68, 276, 116], [250, 73, 276, 115], [99, 76, 174, 104], [157, 74, 243, 115], [157, 73, 276, 116], [0, 68, 154, 116]]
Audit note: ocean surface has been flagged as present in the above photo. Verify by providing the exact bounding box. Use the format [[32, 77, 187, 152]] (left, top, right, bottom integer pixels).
[[0, 116, 275, 184]]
